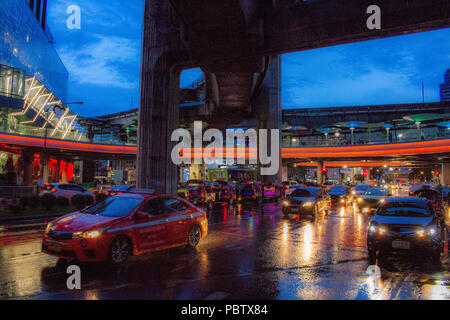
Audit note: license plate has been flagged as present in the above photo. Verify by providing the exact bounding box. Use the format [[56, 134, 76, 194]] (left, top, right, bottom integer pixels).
[[392, 240, 410, 249], [47, 242, 61, 253]]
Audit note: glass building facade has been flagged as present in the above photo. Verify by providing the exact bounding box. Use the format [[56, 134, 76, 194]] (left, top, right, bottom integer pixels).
[[0, 0, 68, 101]]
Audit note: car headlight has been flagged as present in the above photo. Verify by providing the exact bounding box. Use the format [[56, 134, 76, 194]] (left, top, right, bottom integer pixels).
[[282, 200, 290, 206], [73, 230, 102, 239], [83, 230, 101, 238], [426, 226, 438, 236], [302, 201, 313, 207], [368, 224, 385, 235], [358, 198, 363, 203], [379, 198, 385, 203]]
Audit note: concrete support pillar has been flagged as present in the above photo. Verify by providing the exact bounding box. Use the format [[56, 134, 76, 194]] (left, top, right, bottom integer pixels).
[[317, 160, 324, 185], [282, 165, 288, 182], [78, 161, 83, 184], [82, 160, 95, 184], [61, 161, 68, 183], [22, 150, 33, 187], [52, 159, 60, 183], [255, 55, 282, 184], [40, 153, 49, 184], [137, 0, 182, 194], [440, 163, 450, 186]]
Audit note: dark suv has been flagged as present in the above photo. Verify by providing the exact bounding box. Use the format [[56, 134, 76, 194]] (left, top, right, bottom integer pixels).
[[282, 187, 330, 218], [367, 197, 446, 263]]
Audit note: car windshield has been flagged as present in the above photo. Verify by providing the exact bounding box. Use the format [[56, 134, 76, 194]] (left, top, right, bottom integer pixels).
[[365, 188, 386, 196], [377, 201, 432, 217], [81, 197, 143, 217], [413, 190, 439, 202], [291, 189, 313, 197], [329, 186, 346, 194], [355, 185, 370, 191]]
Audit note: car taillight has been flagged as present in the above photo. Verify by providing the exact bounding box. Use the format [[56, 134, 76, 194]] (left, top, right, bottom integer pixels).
[[51, 188, 56, 193]]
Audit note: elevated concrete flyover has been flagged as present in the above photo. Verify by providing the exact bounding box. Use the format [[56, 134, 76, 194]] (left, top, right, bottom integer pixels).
[[282, 139, 450, 162], [139, 0, 450, 193]]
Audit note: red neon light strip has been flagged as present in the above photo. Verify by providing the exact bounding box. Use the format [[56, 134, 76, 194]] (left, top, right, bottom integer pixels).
[[0, 133, 137, 154], [3, 133, 450, 158]]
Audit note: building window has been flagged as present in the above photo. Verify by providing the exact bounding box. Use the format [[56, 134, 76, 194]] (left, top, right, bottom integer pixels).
[[26, 0, 47, 31]]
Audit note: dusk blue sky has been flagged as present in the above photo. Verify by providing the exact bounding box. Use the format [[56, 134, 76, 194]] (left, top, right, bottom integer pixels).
[[47, 1, 450, 117]]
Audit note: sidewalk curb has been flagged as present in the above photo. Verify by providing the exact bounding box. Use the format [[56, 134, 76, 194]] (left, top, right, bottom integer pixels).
[[0, 229, 44, 238], [0, 214, 63, 224]]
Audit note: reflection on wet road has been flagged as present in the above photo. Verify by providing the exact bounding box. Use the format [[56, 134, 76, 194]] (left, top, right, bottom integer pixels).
[[0, 202, 448, 300]]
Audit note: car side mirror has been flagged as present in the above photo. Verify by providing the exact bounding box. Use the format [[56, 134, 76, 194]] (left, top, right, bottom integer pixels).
[[135, 211, 149, 220]]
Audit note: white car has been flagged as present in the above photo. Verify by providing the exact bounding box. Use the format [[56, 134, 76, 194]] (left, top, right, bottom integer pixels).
[[40, 183, 95, 204]]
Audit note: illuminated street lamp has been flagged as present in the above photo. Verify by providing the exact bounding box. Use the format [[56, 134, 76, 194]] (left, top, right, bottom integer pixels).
[[316, 126, 340, 146], [384, 124, 393, 142], [403, 113, 444, 141], [335, 121, 366, 145], [415, 121, 422, 141]]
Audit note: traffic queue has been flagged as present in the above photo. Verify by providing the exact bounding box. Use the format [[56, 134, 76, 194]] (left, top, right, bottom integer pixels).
[[41, 179, 448, 266]]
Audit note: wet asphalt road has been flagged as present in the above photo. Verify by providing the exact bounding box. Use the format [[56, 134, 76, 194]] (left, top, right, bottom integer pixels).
[[0, 202, 449, 300]]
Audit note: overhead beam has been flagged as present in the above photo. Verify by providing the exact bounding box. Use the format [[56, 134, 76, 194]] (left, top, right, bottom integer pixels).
[[266, 0, 450, 55], [185, 0, 450, 64]]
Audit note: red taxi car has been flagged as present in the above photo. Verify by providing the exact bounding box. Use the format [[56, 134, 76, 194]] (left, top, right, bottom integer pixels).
[[42, 190, 208, 264]]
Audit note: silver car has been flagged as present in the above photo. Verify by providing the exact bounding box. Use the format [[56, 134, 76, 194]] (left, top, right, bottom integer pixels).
[[40, 183, 95, 204]]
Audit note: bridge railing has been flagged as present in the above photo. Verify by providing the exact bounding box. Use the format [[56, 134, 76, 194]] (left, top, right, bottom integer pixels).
[[282, 126, 449, 147]]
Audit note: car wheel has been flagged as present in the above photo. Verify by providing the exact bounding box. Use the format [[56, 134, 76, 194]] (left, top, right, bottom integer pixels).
[[109, 236, 131, 265], [55, 258, 69, 269], [187, 225, 202, 248]]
